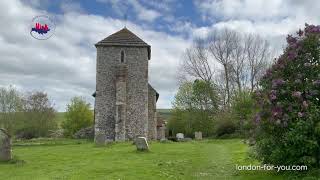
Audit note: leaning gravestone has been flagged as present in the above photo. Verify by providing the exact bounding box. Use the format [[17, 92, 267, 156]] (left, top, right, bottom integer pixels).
[[176, 133, 184, 141], [195, 131, 202, 140], [0, 129, 11, 161], [135, 137, 149, 151]]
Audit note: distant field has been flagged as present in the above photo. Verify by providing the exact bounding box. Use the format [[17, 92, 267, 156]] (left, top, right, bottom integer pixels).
[[157, 109, 172, 120], [54, 112, 66, 127]]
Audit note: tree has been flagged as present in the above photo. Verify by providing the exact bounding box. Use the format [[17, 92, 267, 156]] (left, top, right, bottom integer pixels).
[[245, 34, 271, 92], [180, 38, 214, 83], [254, 24, 320, 167], [231, 90, 256, 137], [169, 80, 219, 137], [18, 91, 57, 138], [230, 34, 247, 92], [208, 28, 238, 106], [180, 28, 272, 108], [172, 82, 194, 110], [192, 79, 219, 111], [0, 85, 23, 135], [62, 97, 93, 137]]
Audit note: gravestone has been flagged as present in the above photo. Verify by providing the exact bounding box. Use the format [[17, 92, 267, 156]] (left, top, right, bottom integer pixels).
[[158, 126, 166, 141], [0, 129, 11, 161], [195, 131, 202, 140], [176, 133, 184, 140], [135, 137, 149, 151]]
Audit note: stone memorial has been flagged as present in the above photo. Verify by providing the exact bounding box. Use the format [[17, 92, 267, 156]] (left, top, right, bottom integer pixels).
[[176, 133, 184, 140], [135, 137, 149, 151], [195, 131, 202, 140], [0, 129, 11, 161], [158, 126, 166, 141]]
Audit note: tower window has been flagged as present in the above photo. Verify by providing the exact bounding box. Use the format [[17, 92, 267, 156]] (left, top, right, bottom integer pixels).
[[120, 50, 125, 63]]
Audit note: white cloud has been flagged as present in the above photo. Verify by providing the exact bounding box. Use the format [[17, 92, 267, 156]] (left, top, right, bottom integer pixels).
[[192, 0, 320, 56], [194, 0, 288, 21], [60, 1, 84, 13], [128, 0, 161, 22], [97, 0, 161, 22], [0, 0, 190, 111]]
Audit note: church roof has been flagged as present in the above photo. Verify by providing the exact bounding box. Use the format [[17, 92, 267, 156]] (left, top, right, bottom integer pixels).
[[95, 28, 151, 59]]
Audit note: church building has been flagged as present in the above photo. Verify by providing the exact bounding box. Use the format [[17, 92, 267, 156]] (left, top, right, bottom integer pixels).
[[93, 28, 161, 144]]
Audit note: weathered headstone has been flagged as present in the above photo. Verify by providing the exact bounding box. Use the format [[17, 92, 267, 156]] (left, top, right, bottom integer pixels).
[[158, 126, 166, 140], [195, 131, 202, 140], [176, 133, 184, 140], [0, 129, 11, 161], [135, 137, 149, 151]]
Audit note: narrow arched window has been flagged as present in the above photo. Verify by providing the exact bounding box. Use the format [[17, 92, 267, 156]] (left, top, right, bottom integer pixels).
[[120, 50, 125, 63]]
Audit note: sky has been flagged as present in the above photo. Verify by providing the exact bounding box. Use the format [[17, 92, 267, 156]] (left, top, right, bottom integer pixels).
[[1, 0, 320, 111]]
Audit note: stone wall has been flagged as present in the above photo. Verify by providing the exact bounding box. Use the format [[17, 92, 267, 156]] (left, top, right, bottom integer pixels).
[[95, 46, 149, 143], [115, 65, 127, 141], [95, 46, 117, 144], [125, 47, 149, 140], [148, 85, 157, 140]]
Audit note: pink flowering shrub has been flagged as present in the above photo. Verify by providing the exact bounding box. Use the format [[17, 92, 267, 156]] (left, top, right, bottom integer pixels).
[[254, 24, 320, 167]]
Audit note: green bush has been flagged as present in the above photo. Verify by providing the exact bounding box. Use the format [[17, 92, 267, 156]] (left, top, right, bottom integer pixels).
[[230, 91, 257, 137], [168, 80, 218, 137], [17, 91, 57, 139], [1, 88, 57, 139], [62, 97, 93, 137], [0, 86, 23, 135], [214, 112, 236, 137], [254, 24, 320, 167]]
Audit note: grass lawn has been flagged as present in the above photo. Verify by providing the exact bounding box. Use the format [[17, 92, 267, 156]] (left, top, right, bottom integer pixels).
[[0, 139, 318, 180]]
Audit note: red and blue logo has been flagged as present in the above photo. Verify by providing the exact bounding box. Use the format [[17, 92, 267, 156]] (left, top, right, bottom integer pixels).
[[30, 15, 55, 40], [31, 22, 50, 34]]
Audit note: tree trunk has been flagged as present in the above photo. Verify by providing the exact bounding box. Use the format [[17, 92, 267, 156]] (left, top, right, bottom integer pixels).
[[224, 64, 230, 106]]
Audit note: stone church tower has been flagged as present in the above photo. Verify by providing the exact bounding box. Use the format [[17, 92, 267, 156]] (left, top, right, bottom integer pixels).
[[93, 28, 159, 144]]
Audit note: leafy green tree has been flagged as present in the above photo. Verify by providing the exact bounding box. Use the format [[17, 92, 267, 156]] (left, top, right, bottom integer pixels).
[[192, 80, 219, 111], [231, 91, 257, 137], [62, 97, 93, 137], [0, 85, 23, 135], [15, 91, 57, 139], [172, 82, 194, 110], [169, 80, 219, 137]]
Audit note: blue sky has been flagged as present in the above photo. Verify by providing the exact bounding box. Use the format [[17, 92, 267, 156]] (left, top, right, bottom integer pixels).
[[1, 0, 320, 111], [25, 0, 208, 38]]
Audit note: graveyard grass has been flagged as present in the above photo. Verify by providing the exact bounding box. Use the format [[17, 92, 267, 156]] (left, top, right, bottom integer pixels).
[[0, 139, 319, 180]]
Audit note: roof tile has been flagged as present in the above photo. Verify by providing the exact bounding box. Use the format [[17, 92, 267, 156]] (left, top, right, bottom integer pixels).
[[96, 28, 150, 47], [95, 28, 151, 59]]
